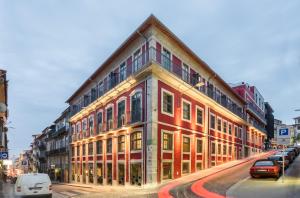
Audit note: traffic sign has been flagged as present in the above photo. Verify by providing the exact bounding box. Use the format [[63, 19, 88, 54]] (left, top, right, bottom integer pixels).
[[279, 128, 289, 136], [0, 151, 8, 159]]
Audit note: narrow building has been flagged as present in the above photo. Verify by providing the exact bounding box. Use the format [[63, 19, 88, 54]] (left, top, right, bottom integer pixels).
[[67, 15, 266, 187]]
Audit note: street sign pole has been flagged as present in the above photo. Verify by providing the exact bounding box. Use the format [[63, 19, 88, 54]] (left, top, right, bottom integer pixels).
[[282, 146, 285, 183]]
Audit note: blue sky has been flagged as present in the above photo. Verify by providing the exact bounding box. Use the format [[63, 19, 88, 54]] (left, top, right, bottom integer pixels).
[[1, 0, 300, 157]]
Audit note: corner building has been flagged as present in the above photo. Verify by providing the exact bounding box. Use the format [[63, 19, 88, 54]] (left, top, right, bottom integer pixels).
[[67, 15, 266, 187]]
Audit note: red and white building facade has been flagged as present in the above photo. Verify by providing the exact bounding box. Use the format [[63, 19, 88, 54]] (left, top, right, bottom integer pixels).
[[67, 15, 266, 187]]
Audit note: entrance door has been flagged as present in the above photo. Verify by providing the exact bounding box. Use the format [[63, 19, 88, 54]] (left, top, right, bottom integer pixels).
[[88, 163, 93, 184], [97, 163, 103, 185], [107, 163, 112, 185], [130, 163, 142, 186], [118, 163, 125, 185], [82, 163, 86, 183]]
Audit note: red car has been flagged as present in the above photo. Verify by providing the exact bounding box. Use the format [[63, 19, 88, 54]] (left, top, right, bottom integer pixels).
[[250, 159, 281, 179]]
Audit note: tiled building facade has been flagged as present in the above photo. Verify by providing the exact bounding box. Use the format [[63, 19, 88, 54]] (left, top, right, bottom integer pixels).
[[68, 15, 266, 187]]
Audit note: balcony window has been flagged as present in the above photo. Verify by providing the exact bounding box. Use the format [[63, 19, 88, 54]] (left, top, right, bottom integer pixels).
[[82, 144, 86, 156], [133, 49, 142, 72], [197, 139, 203, 153], [210, 114, 216, 129], [117, 100, 126, 128], [217, 118, 222, 131], [162, 90, 173, 116], [96, 140, 102, 154], [118, 135, 125, 152], [162, 48, 171, 71], [88, 116, 94, 136], [98, 82, 104, 97], [228, 124, 232, 135], [183, 137, 190, 152], [82, 119, 87, 137], [97, 111, 103, 134], [106, 107, 113, 131], [120, 62, 126, 81], [131, 92, 142, 123], [108, 72, 117, 89], [88, 142, 93, 155], [229, 146, 232, 155], [223, 121, 227, 133], [182, 100, 191, 121], [196, 107, 203, 125], [131, 131, 142, 151], [182, 63, 189, 82], [163, 132, 173, 151], [91, 88, 97, 102], [234, 126, 238, 136], [107, 138, 112, 153]]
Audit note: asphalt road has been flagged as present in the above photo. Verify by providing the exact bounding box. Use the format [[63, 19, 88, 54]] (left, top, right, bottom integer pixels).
[[226, 155, 300, 198]]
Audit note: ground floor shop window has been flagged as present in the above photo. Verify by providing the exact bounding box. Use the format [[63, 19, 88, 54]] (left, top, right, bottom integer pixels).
[[130, 163, 142, 186], [162, 162, 172, 180], [97, 163, 103, 184], [182, 162, 190, 174], [88, 163, 93, 183], [196, 162, 203, 171], [118, 163, 125, 185]]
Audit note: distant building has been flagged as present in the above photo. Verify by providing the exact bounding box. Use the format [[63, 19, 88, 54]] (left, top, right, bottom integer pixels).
[[46, 108, 70, 183], [0, 69, 8, 152], [293, 116, 300, 144], [264, 102, 274, 146], [231, 82, 268, 155]]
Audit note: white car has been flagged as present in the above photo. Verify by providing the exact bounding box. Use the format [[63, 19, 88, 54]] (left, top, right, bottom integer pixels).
[[15, 173, 52, 197]]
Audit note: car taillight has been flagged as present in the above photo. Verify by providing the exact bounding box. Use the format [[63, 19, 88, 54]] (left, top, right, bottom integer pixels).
[[269, 169, 275, 172], [17, 186, 21, 192], [49, 185, 52, 191]]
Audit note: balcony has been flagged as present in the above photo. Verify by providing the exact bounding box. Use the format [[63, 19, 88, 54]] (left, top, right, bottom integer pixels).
[[247, 102, 266, 123], [249, 118, 267, 134], [71, 47, 246, 120]]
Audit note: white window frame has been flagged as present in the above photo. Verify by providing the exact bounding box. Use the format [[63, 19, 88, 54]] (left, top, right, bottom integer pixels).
[[195, 105, 204, 126], [161, 88, 174, 117], [217, 117, 222, 132], [210, 113, 216, 130], [182, 134, 191, 154], [223, 120, 228, 133], [181, 99, 191, 122], [161, 130, 174, 152]]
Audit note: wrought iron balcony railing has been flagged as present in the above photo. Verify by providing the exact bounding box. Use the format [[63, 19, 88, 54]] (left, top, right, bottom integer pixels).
[[71, 47, 246, 120]]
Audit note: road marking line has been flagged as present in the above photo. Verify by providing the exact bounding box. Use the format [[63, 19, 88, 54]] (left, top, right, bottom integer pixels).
[[59, 191, 78, 197], [226, 176, 250, 198]]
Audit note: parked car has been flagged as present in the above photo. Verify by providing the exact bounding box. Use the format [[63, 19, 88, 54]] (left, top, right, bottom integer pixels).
[[275, 151, 294, 163], [250, 159, 281, 179], [15, 173, 52, 198], [268, 155, 289, 169], [286, 147, 298, 157]]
